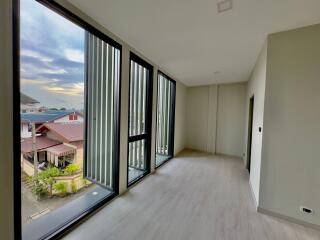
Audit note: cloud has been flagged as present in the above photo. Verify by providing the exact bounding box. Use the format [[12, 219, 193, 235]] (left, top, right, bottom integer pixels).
[[21, 49, 53, 62], [41, 68, 67, 74], [43, 82, 84, 96], [20, 78, 61, 85], [64, 49, 84, 63], [21, 78, 52, 85], [20, 0, 85, 109]]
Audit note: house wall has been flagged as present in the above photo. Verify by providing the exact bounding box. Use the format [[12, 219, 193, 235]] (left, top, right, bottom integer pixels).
[[243, 42, 267, 204], [21, 103, 41, 113], [0, 0, 14, 239], [259, 24, 320, 226], [21, 122, 32, 138], [56, 0, 188, 194], [186, 83, 246, 157], [68, 141, 84, 167], [22, 158, 36, 176]]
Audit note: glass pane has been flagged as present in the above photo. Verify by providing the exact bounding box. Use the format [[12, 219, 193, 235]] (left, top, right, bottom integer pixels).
[[128, 139, 146, 183], [129, 61, 147, 136], [156, 74, 175, 167], [85, 32, 120, 188], [20, 1, 120, 239]]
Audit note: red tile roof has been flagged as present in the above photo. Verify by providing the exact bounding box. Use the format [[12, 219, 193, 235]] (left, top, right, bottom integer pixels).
[[37, 122, 84, 142], [21, 136, 61, 153]]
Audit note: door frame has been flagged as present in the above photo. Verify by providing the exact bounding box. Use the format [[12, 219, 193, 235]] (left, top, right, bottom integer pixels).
[[246, 95, 254, 173], [155, 71, 176, 168], [127, 52, 153, 187]]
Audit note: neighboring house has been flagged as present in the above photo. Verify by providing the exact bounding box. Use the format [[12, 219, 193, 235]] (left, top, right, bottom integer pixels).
[[21, 110, 83, 138], [21, 122, 84, 176], [20, 93, 40, 113]]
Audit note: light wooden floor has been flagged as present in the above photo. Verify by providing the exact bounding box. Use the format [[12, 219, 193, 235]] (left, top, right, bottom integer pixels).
[[63, 150, 320, 240]]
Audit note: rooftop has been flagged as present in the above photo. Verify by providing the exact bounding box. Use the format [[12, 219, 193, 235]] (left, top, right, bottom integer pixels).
[[37, 122, 84, 142], [21, 136, 60, 153], [21, 110, 80, 124]]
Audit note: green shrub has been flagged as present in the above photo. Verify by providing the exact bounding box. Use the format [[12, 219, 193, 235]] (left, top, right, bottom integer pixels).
[[26, 175, 33, 185], [64, 164, 80, 175], [41, 167, 62, 178], [54, 182, 68, 197], [71, 182, 77, 193], [31, 178, 48, 199], [31, 167, 63, 199]]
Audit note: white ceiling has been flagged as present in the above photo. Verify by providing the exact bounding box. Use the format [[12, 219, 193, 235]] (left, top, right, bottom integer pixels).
[[67, 0, 320, 86]]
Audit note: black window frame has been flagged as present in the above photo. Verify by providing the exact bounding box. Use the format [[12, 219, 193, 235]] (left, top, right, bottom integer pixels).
[[155, 71, 176, 169], [12, 0, 122, 239], [127, 52, 154, 187]]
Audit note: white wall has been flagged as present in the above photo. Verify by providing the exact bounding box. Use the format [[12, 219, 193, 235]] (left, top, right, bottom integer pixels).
[[186, 86, 210, 152], [216, 83, 246, 157], [174, 81, 187, 155], [206, 85, 218, 154], [259, 24, 320, 226], [0, 0, 14, 239], [243, 42, 267, 204], [186, 83, 246, 157]]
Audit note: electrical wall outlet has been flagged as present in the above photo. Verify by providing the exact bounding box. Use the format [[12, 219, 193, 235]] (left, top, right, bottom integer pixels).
[[300, 206, 314, 214]]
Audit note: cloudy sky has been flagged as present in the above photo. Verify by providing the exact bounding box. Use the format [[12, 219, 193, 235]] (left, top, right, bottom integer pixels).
[[21, 0, 84, 109]]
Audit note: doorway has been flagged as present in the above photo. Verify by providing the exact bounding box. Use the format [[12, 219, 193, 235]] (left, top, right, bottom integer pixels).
[[247, 96, 254, 173]]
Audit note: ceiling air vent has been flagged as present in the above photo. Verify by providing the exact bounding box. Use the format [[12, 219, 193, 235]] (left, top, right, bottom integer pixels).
[[217, 0, 233, 13]]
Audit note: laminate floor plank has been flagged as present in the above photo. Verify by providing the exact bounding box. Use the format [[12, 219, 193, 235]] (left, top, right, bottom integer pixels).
[[63, 150, 320, 240]]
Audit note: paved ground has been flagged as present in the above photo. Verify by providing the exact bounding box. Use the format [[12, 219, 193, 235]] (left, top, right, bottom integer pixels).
[[22, 179, 95, 225]]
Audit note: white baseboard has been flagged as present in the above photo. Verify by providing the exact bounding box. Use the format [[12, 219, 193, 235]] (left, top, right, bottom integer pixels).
[[258, 207, 320, 231], [249, 179, 258, 210]]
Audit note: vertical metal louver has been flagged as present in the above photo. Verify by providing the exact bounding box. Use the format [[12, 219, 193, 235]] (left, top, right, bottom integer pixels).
[[156, 74, 175, 158], [129, 61, 147, 137], [85, 32, 120, 188], [128, 61, 148, 170]]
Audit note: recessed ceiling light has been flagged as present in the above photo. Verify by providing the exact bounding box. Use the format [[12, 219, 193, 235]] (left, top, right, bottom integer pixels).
[[217, 0, 233, 13]]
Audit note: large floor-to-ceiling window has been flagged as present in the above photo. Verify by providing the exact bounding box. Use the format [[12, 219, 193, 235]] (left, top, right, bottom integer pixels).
[[127, 53, 153, 185], [155, 72, 176, 167], [18, 1, 121, 239]]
